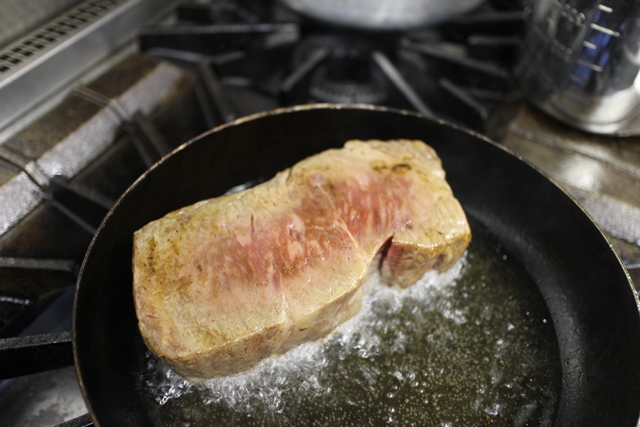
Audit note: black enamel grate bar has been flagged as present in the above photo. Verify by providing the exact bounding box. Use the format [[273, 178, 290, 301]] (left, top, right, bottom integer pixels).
[[54, 413, 94, 427], [139, 23, 299, 56], [124, 110, 174, 167], [401, 38, 511, 92], [437, 78, 491, 130], [281, 46, 328, 100], [176, 0, 261, 24], [371, 50, 435, 119], [0, 332, 73, 380], [199, 58, 237, 124], [0, 257, 77, 338], [50, 177, 113, 234]]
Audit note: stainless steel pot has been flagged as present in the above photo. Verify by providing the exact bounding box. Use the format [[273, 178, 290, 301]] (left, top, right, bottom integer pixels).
[[279, 0, 484, 30], [516, 0, 640, 136]]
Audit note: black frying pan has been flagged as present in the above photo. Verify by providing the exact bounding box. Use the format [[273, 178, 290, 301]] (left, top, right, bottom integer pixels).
[[73, 104, 640, 426]]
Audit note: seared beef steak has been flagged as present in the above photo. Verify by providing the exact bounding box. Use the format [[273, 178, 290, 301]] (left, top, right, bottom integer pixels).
[[133, 140, 471, 380]]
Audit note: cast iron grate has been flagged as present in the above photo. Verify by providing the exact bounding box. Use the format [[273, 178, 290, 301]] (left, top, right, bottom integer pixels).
[[140, 0, 526, 131]]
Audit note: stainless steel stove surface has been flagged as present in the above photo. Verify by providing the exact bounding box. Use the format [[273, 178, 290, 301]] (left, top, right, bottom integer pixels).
[[0, 0, 638, 426], [494, 100, 640, 286]]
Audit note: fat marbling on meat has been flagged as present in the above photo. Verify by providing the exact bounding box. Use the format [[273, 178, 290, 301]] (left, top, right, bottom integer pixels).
[[132, 139, 471, 380]]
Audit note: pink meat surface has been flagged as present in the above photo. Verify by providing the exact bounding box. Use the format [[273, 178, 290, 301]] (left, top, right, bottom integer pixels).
[[133, 139, 471, 380]]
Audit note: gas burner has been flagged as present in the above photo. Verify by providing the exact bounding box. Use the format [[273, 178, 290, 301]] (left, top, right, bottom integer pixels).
[[309, 61, 387, 104], [291, 35, 388, 104], [137, 1, 525, 131]]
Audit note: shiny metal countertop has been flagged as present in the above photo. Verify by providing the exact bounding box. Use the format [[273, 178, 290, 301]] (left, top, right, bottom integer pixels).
[[491, 96, 640, 288]]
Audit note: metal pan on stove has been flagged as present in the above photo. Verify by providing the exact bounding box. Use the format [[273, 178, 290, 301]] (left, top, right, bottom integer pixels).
[[73, 104, 640, 426]]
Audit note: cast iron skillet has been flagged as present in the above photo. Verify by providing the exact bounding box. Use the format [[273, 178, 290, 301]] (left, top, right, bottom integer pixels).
[[73, 104, 640, 426]]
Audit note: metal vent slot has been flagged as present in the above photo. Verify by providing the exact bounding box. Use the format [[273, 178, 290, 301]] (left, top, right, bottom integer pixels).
[[0, 0, 178, 132], [0, 0, 124, 76]]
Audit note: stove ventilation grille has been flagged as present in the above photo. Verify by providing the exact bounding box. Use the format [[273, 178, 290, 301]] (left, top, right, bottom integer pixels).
[[0, 0, 176, 132], [0, 0, 125, 75]]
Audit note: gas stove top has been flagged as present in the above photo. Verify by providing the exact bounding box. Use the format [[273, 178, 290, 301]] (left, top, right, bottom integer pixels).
[[0, 0, 638, 426]]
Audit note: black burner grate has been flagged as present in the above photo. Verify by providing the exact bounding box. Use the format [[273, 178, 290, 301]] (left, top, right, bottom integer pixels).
[[140, 0, 526, 131]]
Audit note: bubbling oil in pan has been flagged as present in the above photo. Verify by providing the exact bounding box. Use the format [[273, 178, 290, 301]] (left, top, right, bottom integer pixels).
[[136, 218, 562, 426]]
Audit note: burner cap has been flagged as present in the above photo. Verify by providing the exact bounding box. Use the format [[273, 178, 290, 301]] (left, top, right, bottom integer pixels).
[[301, 36, 387, 104], [310, 60, 387, 104]]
